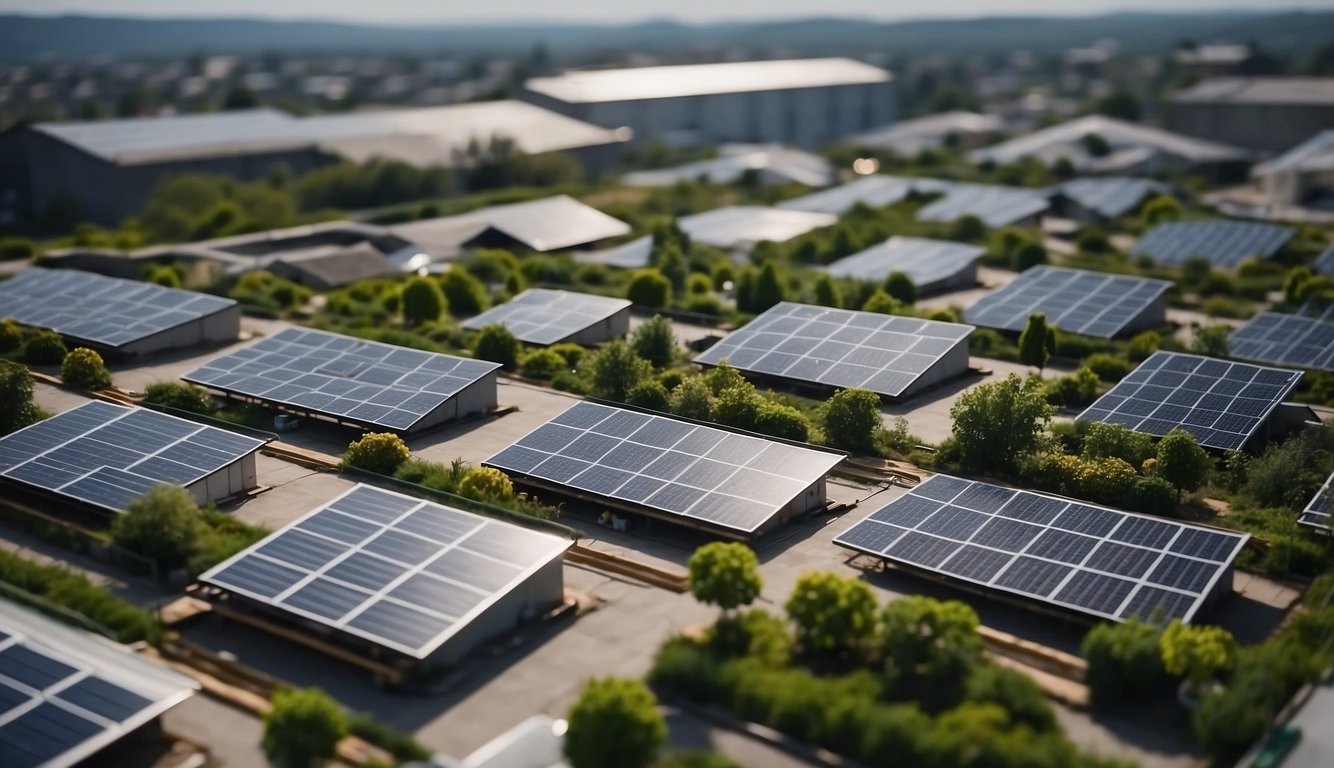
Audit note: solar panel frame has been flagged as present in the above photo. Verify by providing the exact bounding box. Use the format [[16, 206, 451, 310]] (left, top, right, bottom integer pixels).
[[484, 401, 844, 536], [1076, 351, 1302, 450], [0, 268, 237, 352], [0, 401, 265, 514], [199, 483, 571, 659], [460, 288, 631, 346], [834, 474, 1249, 623], [1299, 472, 1332, 534], [1228, 312, 1334, 373], [183, 327, 501, 433], [964, 266, 1171, 339], [693, 302, 972, 399], [1130, 220, 1296, 269]]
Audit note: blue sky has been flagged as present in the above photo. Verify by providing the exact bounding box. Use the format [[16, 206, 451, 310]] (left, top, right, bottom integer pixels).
[[2, 0, 1331, 23]]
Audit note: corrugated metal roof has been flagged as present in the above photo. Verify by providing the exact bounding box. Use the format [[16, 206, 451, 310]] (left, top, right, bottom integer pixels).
[[1171, 77, 1334, 106], [969, 115, 1248, 169], [390, 195, 631, 253], [678, 206, 836, 249], [524, 58, 890, 104], [622, 144, 832, 188]]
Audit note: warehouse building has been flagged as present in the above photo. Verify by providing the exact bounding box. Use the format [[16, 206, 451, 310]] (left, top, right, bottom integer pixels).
[[0, 101, 627, 226], [522, 58, 894, 149], [1168, 77, 1334, 154], [1251, 130, 1334, 207]]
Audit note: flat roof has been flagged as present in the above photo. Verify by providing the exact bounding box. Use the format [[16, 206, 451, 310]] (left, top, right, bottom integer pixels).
[[1171, 77, 1334, 106], [524, 57, 890, 104]]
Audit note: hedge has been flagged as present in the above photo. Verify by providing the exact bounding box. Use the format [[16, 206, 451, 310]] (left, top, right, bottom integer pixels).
[[0, 549, 159, 643]]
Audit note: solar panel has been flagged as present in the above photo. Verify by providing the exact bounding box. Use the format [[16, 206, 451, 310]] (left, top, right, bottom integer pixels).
[[1130, 221, 1296, 269], [1076, 351, 1302, 451], [1299, 472, 1332, 533], [460, 289, 631, 346], [1315, 245, 1334, 277], [1229, 312, 1334, 373], [182, 327, 501, 433], [692, 302, 973, 399], [1055, 177, 1169, 220], [964, 266, 1171, 339], [484, 401, 844, 536], [916, 184, 1050, 228], [824, 236, 983, 293], [677, 207, 837, 249], [574, 235, 653, 269], [0, 268, 236, 352], [777, 175, 956, 215], [0, 602, 196, 768], [835, 474, 1249, 623], [0, 401, 264, 513], [199, 483, 570, 659]]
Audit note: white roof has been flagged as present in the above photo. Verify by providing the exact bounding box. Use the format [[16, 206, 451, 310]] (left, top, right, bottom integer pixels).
[[460, 716, 568, 768], [1172, 77, 1334, 106], [574, 235, 654, 269], [678, 206, 836, 249], [1254, 130, 1334, 176], [390, 196, 631, 252], [525, 57, 890, 104], [622, 144, 832, 188], [853, 110, 1003, 153], [970, 114, 1248, 169], [779, 175, 956, 215]]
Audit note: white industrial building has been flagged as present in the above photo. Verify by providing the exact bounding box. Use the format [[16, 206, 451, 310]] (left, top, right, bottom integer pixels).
[[523, 58, 895, 149]]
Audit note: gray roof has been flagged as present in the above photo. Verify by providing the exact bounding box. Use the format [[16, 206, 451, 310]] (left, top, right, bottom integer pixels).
[[970, 115, 1248, 169], [825, 236, 983, 290], [1171, 77, 1334, 106], [622, 144, 832, 188], [852, 110, 1003, 154], [574, 235, 654, 269], [678, 206, 837, 249], [916, 183, 1050, 228], [34, 101, 624, 166], [263, 242, 400, 288], [1053, 177, 1172, 220], [525, 57, 890, 104], [778, 175, 955, 215], [390, 196, 631, 252], [1253, 130, 1334, 176]]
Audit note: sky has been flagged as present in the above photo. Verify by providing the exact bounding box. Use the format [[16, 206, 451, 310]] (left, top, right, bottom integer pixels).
[[1, 0, 1331, 24]]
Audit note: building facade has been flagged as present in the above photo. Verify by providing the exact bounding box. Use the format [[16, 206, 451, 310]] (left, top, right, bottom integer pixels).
[[1168, 77, 1334, 154]]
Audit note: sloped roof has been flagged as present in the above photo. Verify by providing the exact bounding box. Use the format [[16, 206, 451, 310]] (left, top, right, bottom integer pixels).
[[852, 110, 1003, 154], [1171, 77, 1334, 106], [969, 114, 1248, 169], [389, 195, 631, 252], [622, 144, 832, 188], [1254, 130, 1334, 176]]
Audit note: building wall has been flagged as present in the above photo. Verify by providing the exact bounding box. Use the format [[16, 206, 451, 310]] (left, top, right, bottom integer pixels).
[[120, 305, 241, 358], [415, 371, 499, 433], [1126, 294, 1168, 336], [564, 307, 631, 346], [526, 81, 895, 149], [918, 262, 979, 297], [187, 454, 259, 507], [904, 339, 972, 399], [1168, 101, 1334, 155], [426, 556, 566, 667]]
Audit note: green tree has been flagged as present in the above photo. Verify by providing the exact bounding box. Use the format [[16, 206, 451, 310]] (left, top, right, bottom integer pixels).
[[342, 433, 411, 475], [1190, 324, 1229, 358], [400, 276, 445, 326], [711, 386, 763, 431], [564, 678, 667, 768], [262, 687, 347, 768], [1156, 428, 1211, 501], [111, 485, 202, 568], [473, 323, 521, 370], [862, 290, 901, 315], [1141, 195, 1183, 228], [1081, 618, 1170, 709], [1012, 241, 1047, 271], [687, 542, 762, 612], [813, 274, 842, 308], [823, 388, 882, 453], [669, 377, 714, 420], [22, 330, 67, 365], [439, 270, 488, 317], [0, 362, 40, 435], [1082, 422, 1155, 467], [883, 272, 916, 305], [747, 262, 786, 313], [950, 374, 1055, 473], [631, 315, 676, 369], [588, 340, 653, 402], [785, 572, 877, 654], [1160, 620, 1234, 696], [879, 597, 984, 710], [627, 269, 671, 309], [1018, 313, 1057, 372], [60, 347, 112, 390], [653, 241, 689, 292]]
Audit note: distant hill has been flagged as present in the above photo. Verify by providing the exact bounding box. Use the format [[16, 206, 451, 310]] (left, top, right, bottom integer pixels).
[[1, 10, 1331, 60]]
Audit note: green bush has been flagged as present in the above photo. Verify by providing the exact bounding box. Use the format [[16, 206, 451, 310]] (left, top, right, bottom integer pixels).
[[669, 377, 714, 421], [587, 340, 653, 402], [632, 314, 676, 369], [346, 714, 433, 763], [262, 688, 347, 768], [111, 486, 202, 568], [1082, 352, 1135, 382], [0, 550, 159, 643], [627, 269, 671, 308], [1124, 475, 1177, 516], [1044, 366, 1099, 408], [401, 276, 446, 325], [519, 348, 566, 380], [22, 330, 68, 365], [712, 386, 762, 432], [883, 271, 916, 305], [60, 347, 112, 390], [754, 402, 810, 442], [627, 380, 670, 412], [861, 290, 901, 315], [0, 237, 37, 261], [189, 511, 268, 576], [0, 317, 22, 351], [0, 361, 40, 435], [823, 388, 882, 453], [785, 571, 877, 654], [565, 678, 667, 768], [880, 597, 984, 711], [473, 323, 521, 370], [439, 270, 489, 316], [1081, 618, 1169, 709], [948, 215, 986, 242], [1126, 330, 1160, 361], [1082, 422, 1154, 467], [687, 542, 762, 612], [1012, 241, 1047, 271], [1242, 427, 1333, 510], [142, 264, 183, 288], [951, 374, 1054, 474], [342, 432, 411, 475], [548, 342, 586, 369], [458, 466, 514, 502], [963, 664, 1056, 732], [143, 381, 215, 414]]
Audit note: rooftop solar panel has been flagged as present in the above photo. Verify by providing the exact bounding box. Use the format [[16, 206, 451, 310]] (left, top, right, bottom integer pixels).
[[916, 184, 1051, 228], [0, 268, 237, 352], [484, 401, 844, 536], [964, 266, 1171, 339], [574, 235, 653, 270], [824, 236, 983, 293], [182, 327, 501, 433], [835, 474, 1249, 623], [693, 302, 973, 399], [1299, 472, 1332, 533], [199, 483, 571, 659], [677, 206, 837, 249], [1130, 220, 1296, 269], [1229, 312, 1334, 373], [460, 289, 631, 346], [1055, 177, 1170, 220], [0, 401, 264, 513], [1315, 245, 1334, 277], [777, 175, 956, 215], [0, 600, 196, 768], [1076, 351, 1302, 451]]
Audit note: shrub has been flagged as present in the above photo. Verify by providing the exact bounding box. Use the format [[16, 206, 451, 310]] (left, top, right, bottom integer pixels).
[[1243, 427, 1333, 510], [964, 664, 1056, 732], [1045, 366, 1099, 408], [1075, 456, 1137, 504], [812, 274, 842, 308], [142, 263, 182, 288], [627, 269, 671, 308], [473, 323, 521, 369], [400, 276, 446, 325], [1082, 352, 1135, 382], [1081, 618, 1170, 709], [1127, 330, 1161, 362], [0, 317, 22, 351], [1156, 428, 1212, 500], [1076, 227, 1111, 254], [587, 340, 653, 402], [110, 485, 203, 568], [439, 270, 488, 316], [548, 342, 586, 369], [631, 314, 676, 368], [0, 549, 159, 643], [519, 348, 567, 379], [458, 466, 514, 502], [22, 330, 67, 365], [746, 262, 786, 313], [669, 377, 714, 420], [754, 402, 810, 442], [948, 215, 986, 242], [862, 290, 901, 315], [60, 347, 112, 390], [0, 237, 37, 261], [342, 432, 411, 475], [627, 380, 670, 411], [950, 374, 1054, 474], [823, 388, 882, 453], [1190, 324, 1230, 358], [1082, 422, 1155, 466], [785, 571, 877, 654], [883, 272, 916, 305], [262, 688, 347, 768], [879, 597, 984, 711], [688, 542, 762, 612], [687, 273, 712, 295], [1124, 475, 1177, 516], [0, 361, 41, 435], [564, 678, 666, 768], [1012, 241, 1047, 271], [712, 386, 762, 431], [1018, 313, 1056, 371], [143, 381, 215, 414]]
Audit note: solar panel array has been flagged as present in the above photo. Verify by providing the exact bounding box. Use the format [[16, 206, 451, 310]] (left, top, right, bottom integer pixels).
[[778, 175, 955, 215], [575, 235, 653, 269], [0, 401, 264, 513], [693, 302, 973, 398], [1229, 312, 1334, 373], [200, 484, 570, 659], [964, 266, 1171, 338], [0, 268, 236, 351], [183, 328, 501, 432], [0, 610, 196, 768], [1077, 351, 1302, 451], [835, 474, 1249, 623], [460, 289, 631, 345], [677, 206, 837, 249], [824, 236, 984, 291], [1299, 472, 1332, 533], [484, 401, 844, 535], [1130, 220, 1296, 269], [1315, 245, 1334, 277], [1055, 177, 1169, 220], [916, 184, 1051, 228]]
